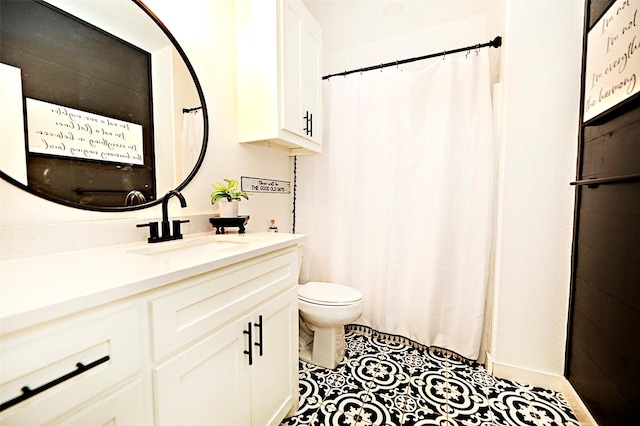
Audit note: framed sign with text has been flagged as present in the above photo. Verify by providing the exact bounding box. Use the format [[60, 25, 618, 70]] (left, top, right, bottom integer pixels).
[[241, 176, 291, 193], [26, 98, 144, 165], [583, 0, 640, 122]]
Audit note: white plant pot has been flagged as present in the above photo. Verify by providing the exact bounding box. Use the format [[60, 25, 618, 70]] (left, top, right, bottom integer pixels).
[[218, 200, 239, 217]]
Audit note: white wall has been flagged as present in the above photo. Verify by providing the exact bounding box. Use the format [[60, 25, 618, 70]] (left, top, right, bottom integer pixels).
[[490, 0, 583, 377], [0, 0, 294, 260], [327, 14, 493, 76]]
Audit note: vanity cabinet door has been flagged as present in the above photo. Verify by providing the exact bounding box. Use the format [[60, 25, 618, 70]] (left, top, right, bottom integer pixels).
[[250, 287, 299, 426], [154, 319, 252, 426]]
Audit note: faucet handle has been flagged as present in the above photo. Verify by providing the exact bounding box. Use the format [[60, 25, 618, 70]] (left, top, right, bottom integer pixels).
[[172, 219, 190, 240], [137, 221, 160, 243]]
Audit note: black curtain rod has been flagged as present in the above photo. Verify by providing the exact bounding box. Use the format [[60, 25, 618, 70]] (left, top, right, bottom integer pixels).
[[182, 106, 202, 113], [322, 36, 502, 80]]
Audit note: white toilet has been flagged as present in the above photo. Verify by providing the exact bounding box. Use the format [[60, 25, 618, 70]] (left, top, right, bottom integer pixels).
[[298, 281, 364, 369]]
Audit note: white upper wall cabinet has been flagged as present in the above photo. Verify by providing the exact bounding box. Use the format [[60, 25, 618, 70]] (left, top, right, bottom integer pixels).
[[236, 0, 322, 155]]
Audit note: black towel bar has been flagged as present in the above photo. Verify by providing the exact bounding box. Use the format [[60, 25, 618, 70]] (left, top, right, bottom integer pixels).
[[570, 173, 640, 188], [75, 188, 132, 194]]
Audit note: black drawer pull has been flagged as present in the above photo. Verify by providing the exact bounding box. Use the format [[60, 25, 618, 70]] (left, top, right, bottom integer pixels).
[[0, 355, 110, 412]]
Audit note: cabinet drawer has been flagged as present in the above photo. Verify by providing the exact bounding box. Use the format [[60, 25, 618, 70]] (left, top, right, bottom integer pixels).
[[0, 305, 142, 425], [55, 379, 146, 426], [150, 249, 297, 360]]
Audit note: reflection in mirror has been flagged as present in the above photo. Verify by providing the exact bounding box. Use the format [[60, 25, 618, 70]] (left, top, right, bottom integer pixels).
[[0, 0, 208, 210]]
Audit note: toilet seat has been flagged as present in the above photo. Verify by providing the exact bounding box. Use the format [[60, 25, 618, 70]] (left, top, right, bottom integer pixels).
[[298, 281, 363, 306]]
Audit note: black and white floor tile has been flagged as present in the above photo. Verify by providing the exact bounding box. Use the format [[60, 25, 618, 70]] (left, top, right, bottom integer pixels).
[[281, 326, 579, 426]]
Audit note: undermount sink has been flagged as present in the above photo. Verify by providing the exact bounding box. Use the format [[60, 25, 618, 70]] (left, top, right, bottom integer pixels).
[[128, 236, 252, 259]]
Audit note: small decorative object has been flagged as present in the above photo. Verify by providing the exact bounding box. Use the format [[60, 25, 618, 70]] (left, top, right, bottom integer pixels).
[[211, 178, 249, 218], [209, 215, 250, 234], [268, 219, 278, 233]]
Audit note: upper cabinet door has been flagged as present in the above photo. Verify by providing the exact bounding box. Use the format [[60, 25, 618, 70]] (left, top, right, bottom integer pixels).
[[300, 11, 322, 145], [237, 0, 322, 154], [281, 0, 322, 145]]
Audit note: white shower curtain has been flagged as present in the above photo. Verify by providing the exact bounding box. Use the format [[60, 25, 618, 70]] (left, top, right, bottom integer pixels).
[[300, 50, 495, 360], [179, 109, 204, 182]]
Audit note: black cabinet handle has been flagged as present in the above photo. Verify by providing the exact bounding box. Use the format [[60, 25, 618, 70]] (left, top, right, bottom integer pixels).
[[0, 355, 110, 412], [243, 322, 253, 365], [303, 111, 313, 137], [254, 315, 263, 357], [303, 111, 309, 135]]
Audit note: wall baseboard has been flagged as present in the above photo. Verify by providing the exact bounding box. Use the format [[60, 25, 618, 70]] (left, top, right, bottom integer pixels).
[[559, 379, 599, 426], [486, 354, 598, 425]]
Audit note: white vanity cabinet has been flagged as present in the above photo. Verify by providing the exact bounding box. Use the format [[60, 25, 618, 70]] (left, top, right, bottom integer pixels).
[[150, 247, 300, 425], [0, 233, 304, 425], [154, 288, 298, 425], [236, 0, 322, 154]]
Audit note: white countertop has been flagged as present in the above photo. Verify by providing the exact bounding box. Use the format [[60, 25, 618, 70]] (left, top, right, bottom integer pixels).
[[0, 231, 306, 334]]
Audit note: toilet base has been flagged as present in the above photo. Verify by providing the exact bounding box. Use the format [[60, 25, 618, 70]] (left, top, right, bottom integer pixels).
[[299, 323, 346, 369], [299, 347, 313, 364]]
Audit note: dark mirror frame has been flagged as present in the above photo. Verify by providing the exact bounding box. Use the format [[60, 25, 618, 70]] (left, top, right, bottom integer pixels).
[[0, 0, 208, 212]]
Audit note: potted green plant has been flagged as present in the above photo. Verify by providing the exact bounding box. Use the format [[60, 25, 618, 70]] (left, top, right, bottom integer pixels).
[[211, 178, 249, 217]]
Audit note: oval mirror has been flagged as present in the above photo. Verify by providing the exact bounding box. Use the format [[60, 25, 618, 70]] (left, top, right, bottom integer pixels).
[[0, 0, 208, 211]]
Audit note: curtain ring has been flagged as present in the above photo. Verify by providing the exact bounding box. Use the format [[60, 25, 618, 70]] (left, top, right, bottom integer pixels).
[[443, 50, 446, 60], [475, 43, 480, 55], [380, 63, 383, 72], [344, 71, 347, 78]]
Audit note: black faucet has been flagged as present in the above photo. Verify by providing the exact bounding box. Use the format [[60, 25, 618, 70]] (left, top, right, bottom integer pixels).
[[137, 190, 190, 243]]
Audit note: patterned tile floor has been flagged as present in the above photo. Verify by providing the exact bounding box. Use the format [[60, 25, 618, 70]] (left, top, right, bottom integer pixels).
[[281, 327, 579, 426]]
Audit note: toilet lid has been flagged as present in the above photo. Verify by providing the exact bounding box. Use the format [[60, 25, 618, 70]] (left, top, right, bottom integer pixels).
[[298, 281, 363, 305]]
